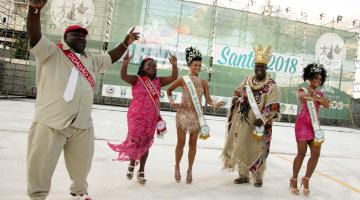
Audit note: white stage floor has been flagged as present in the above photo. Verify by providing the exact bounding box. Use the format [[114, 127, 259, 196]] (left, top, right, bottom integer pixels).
[[1, 99, 359, 200]]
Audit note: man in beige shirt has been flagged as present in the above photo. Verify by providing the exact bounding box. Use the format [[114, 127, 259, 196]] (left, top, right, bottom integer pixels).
[[26, 1, 139, 200]]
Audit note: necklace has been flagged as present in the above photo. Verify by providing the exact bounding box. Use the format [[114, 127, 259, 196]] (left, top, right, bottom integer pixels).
[[252, 77, 264, 85], [189, 73, 199, 78], [248, 73, 271, 90], [307, 86, 317, 95]]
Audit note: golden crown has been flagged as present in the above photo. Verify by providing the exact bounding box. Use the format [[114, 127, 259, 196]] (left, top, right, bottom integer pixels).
[[253, 45, 272, 65]]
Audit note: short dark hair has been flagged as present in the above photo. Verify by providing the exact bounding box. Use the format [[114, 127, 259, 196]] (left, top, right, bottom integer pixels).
[[302, 63, 327, 86]]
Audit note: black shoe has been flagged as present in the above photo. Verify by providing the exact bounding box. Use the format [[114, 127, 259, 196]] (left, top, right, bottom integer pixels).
[[254, 180, 263, 187], [233, 177, 249, 184]]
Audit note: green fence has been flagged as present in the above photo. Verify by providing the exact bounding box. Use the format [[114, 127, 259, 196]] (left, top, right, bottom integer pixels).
[[22, 0, 357, 123]]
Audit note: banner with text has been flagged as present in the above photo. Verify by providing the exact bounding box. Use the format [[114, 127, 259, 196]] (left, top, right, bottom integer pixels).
[[213, 44, 302, 75]]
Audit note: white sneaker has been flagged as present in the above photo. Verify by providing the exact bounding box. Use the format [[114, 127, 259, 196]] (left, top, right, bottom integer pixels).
[[70, 193, 92, 200]]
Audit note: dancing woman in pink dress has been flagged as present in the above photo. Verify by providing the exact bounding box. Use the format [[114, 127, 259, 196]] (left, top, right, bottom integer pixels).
[[290, 64, 330, 196], [108, 52, 178, 184]]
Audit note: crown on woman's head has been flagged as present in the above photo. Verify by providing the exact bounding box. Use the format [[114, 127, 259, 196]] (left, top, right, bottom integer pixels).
[[310, 64, 324, 73], [185, 46, 202, 65], [253, 45, 272, 65]]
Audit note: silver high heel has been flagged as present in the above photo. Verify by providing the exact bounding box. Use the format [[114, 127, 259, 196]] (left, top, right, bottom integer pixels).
[[126, 164, 135, 180], [137, 171, 147, 185]]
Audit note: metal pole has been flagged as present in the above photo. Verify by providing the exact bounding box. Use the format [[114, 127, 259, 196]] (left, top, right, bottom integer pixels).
[[207, 0, 218, 116], [338, 61, 343, 90], [0, 0, 11, 96], [207, 0, 218, 85], [208, 57, 213, 82], [142, 0, 150, 44], [175, 0, 184, 53]]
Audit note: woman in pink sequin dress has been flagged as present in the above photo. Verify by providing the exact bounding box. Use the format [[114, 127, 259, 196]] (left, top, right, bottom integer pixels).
[[108, 52, 178, 184], [290, 64, 330, 196]]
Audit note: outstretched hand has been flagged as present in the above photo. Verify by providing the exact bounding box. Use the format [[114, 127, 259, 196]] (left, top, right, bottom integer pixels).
[[320, 97, 330, 107], [122, 51, 132, 65], [254, 118, 264, 127], [123, 27, 140, 46], [170, 102, 180, 110], [168, 53, 177, 66], [109, 27, 140, 63], [29, 0, 47, 9], [215, 100, 225, 108]]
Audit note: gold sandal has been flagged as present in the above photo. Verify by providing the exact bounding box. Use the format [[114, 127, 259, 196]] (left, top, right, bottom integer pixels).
[[175, 166, 181, 182], [289, 178, 299, 195], [186, 169, 192, 184], [300, 177, 310, 196]]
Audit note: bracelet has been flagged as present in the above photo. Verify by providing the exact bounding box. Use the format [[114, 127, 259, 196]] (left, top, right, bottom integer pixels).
[[121, 42, 128, 49], [29, 6, 39, 14]]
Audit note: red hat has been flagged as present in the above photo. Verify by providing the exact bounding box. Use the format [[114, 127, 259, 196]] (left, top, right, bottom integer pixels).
[[64, 25, 88, 35]]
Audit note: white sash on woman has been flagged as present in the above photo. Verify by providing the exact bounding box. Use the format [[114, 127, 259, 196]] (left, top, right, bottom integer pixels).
[[183, 75, 210, 140], [302, 87, 325, 146], [246, 78, 265, 140]]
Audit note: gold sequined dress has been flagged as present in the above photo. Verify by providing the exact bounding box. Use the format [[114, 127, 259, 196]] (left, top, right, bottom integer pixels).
[[176, 76, 204, 133]]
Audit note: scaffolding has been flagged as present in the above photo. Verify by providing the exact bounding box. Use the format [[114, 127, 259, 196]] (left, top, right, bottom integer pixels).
[[0, 0, 29, 98], [353, 32, 360, 98], [0, 0, 359, 126]]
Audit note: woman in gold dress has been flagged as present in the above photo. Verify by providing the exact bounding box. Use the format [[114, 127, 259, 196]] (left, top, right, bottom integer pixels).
[[167, 47, 223, 184], [222, 45, 281, 187]]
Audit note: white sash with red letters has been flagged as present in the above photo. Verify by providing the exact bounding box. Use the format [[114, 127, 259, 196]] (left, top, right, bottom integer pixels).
[[58, 43, 95, 90], [138, 75, 167, 138]]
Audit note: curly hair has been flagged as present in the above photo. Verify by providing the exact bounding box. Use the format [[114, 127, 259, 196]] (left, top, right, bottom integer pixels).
[[137, 57, 156, 76], [302, 63, 327, 86], [185, 46, 202, 66]]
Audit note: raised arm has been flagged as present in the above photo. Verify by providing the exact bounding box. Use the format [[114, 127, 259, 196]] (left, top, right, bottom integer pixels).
[[27, 0, 47, 47], [320, 98, 330, 108], [298, 89, 321, 102], [108, 27, 140, 63], [160, 53, 178, 86], [120, 52, 137, 85], [320, 95, 330, 108], [298, 89, 330, 108]]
